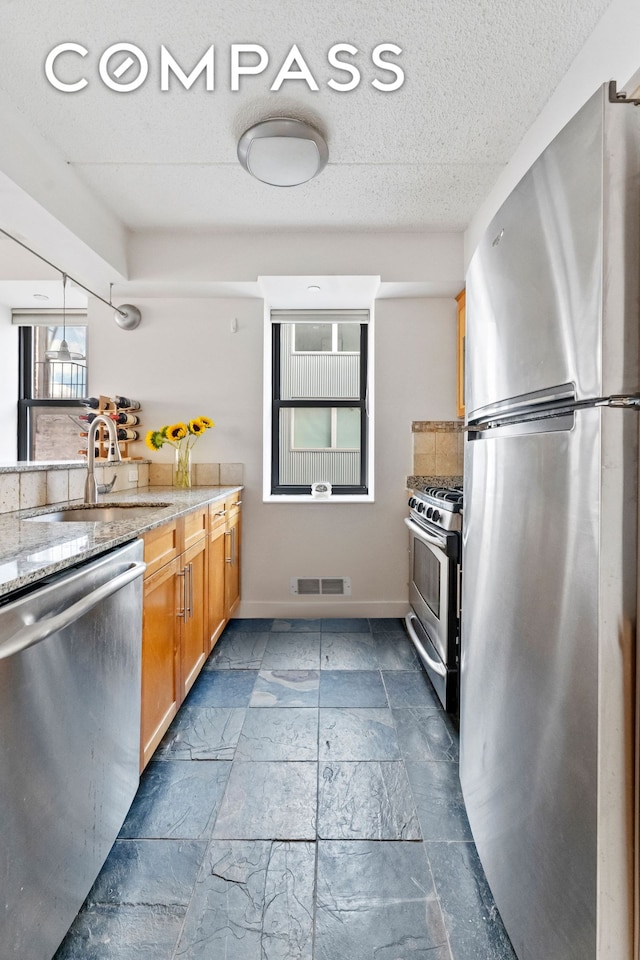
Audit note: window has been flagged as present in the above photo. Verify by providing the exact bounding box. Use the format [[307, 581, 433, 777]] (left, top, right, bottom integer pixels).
[[268, 309, 370, 496], [17, 318, 88, 460]]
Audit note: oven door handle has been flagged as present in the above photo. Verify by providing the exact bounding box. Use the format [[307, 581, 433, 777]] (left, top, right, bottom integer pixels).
[[405, 612, 447, 677], [404, 516, 447, 551]]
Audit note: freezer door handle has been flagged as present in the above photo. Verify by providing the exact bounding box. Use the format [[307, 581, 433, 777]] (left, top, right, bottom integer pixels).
[[0, 560, 147, 660], [405, 612, 447, 677]]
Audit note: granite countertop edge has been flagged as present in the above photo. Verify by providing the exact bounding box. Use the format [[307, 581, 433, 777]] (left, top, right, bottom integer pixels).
[[0, 485, 243, 598]]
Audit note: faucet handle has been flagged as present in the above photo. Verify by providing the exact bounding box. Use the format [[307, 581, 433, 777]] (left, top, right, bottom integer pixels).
[[97, 475, 118, 495]]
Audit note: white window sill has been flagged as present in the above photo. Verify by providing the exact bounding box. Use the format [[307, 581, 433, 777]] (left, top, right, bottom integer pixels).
[[263, 494, 374, 504]]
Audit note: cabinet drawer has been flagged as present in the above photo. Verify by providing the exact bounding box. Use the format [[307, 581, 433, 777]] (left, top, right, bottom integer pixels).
[[143, 521, 179, 578], [182, 507, 208, 550], [226, 492, 242, 519], [209, 499, 228, 533]]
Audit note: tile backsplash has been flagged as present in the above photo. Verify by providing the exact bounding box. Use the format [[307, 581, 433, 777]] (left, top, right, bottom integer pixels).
[[411, 420, 464, 480], [0, 461, 244, 515]]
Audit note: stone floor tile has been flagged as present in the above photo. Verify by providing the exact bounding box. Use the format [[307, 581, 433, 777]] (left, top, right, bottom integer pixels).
[[213, 761, 317, 839], [319, 670, 388, 708], [368, 617, 409, 635], [236, 707, 318, 760], [86, 839, 206, 906], [250, 670, 319, 707], [118, 761, 231, 840], [54, 903, 186, 960], [405, 761, 473, 841], [204, 632, 269, 670], [154, 706, 245, 761], [184, 670, 258, 708], [320, 632, 378, 670], [271, 618, 322, 632], [222, 618, 274, 633], [382, 669, 442, 707], [320, 617, 371, 633], [319, 708, 400, 761], [373, 633, 421, 670], [262, 632, 321, 670], [393, 707, 459, 761], [317, 761, 421, 840], [315, 840, 450, 960], [427, 841, 518, 960], [175, 839, 315, 960]]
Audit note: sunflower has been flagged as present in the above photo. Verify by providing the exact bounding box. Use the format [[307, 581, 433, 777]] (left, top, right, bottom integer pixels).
[[145, 430, 166, 451], [166, 422, 188, 442], [189, 419, 206, 435], [198, 416, 215, 429]]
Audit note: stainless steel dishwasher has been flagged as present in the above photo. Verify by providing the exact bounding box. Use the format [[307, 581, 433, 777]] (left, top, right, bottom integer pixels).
[[0, 538, 146, 960]]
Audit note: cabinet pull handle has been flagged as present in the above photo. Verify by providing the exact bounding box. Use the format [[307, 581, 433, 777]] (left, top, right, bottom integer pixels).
[[224, 530, 232, 563], [176, 568, 187, 620], [188, 562, 194, 618], [214, 509, 226, 517]]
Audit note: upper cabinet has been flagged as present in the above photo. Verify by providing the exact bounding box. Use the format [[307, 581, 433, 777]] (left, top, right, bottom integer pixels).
[[456, 289, 466, 419]]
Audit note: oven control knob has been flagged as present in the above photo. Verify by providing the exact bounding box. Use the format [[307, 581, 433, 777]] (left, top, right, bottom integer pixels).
[[416, 502, 425, 513], [426, 507, 433, 518], [432, 509, 441, 523], [408, 497, 416, 508]]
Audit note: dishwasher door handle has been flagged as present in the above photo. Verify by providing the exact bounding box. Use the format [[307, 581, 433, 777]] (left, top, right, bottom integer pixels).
[[0, 560, 147, 660]]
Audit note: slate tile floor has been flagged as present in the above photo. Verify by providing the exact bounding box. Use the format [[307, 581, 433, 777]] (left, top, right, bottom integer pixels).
[[55, 618, 517, 960]]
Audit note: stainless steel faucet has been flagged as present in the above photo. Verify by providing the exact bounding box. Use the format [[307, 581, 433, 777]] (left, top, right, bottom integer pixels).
[[84, 415, 122, 504]]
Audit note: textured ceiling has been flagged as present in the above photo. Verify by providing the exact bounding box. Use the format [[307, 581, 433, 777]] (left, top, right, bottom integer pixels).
[[0, 0, 613, 233]]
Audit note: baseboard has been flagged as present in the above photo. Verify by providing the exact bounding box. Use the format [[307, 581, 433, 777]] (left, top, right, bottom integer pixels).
[[234, 600, 410, 619]]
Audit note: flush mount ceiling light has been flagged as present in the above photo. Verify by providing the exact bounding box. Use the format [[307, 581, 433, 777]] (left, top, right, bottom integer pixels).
[[237, 118, 328, 187]]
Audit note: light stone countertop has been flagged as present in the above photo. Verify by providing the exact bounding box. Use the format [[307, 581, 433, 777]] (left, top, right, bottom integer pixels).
[[0, 485, 242, 598]]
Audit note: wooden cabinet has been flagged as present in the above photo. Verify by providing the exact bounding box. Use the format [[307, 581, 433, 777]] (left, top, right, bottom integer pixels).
[[456, 289, 466, 418], [208, 505, 227, 650], [140, 491, 242, 770], [141, 522, 180, 768], [178, 533, 208, 700], [208, 491, 242, 648], [224, 494, 241, 618]]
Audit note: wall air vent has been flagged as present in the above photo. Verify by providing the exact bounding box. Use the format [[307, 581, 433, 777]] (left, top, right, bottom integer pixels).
[[290, 577, 352, 596]]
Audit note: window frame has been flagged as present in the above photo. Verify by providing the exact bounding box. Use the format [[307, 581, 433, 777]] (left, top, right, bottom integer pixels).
[[17, 324, 88, 461], [267, 310, 372, 499]]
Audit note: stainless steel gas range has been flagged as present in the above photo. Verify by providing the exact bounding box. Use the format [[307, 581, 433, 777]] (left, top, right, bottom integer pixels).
[[404, 485, 462, 714]]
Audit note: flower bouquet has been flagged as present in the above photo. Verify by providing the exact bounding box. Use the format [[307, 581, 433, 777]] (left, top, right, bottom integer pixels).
[[146, 416, 215, 488]]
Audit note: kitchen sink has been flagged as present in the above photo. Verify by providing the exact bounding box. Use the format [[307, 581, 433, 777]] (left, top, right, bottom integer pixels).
[[25, 502, 173, 523]]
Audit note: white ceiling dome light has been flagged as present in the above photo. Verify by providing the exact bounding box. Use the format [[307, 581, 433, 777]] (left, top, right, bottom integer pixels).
[[237, 118, 328, 187]]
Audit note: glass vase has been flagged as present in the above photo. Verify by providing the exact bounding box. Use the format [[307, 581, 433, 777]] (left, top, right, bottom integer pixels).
[[174, 444, 192, 489]]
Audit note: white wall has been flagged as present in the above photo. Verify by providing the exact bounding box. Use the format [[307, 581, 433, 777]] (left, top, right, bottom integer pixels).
[[465, 0, 640, 265], [0, 304, 18, 462], [87, 291, 457, 617]]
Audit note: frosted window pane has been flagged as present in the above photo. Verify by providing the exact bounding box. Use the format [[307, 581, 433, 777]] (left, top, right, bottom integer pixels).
[[336, 408, 360, 448], [294, 323, 332, 352], [293, 408, 331, 448], [337, 323, 360, 352]]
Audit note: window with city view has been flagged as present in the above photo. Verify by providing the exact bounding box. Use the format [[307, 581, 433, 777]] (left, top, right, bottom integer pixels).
[[18, 322, 88, 460]]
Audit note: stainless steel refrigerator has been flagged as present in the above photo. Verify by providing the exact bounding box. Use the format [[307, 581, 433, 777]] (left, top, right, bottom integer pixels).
[[460, 83, 639, 960]]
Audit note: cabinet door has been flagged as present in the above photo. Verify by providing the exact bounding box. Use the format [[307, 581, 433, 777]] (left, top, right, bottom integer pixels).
[[141, 558, 180, 770], [180, 537, 208, 698], [224, 510, 241, 618], [208, 522, 226, 650]]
